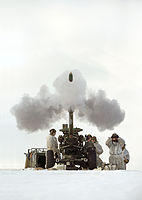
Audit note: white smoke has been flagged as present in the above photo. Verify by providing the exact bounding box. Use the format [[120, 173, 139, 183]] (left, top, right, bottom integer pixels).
[[78, 90, 125, 131], [11, 70, 125, 132], [53, 70, 87, 110], [11, 85, 63, 132]]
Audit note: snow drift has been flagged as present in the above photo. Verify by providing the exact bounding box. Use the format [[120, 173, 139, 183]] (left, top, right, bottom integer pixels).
[[0, 170, 141, 200]]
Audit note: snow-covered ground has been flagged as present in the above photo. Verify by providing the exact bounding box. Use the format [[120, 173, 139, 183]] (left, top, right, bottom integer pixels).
[[0, 170, 142, 200]]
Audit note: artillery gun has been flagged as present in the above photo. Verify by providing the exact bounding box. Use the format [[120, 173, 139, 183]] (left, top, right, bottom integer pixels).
[[25, 109, 97, 170], [51, 109, 97, 170], [24, 72, 97, 170]]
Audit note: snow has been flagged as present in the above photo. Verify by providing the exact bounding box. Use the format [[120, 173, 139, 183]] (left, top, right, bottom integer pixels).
[[0, 170, 142, 200]]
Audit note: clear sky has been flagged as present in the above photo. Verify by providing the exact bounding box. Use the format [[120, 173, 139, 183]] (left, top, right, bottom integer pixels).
[[0, 0, 142, 170]]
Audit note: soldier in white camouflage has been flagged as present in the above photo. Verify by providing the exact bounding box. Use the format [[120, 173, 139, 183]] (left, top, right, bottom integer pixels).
[[91, 136, 103, 168], [106, 133, 125, 170], [47, 129, 60, 157], [122, 144, 130, 170]]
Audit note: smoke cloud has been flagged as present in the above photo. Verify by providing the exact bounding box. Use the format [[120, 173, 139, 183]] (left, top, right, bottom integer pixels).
[[53, 70, 87, 110], [78, 90, 125, 131], [11, 85, 63, 132], [11, 70, 125, 132]]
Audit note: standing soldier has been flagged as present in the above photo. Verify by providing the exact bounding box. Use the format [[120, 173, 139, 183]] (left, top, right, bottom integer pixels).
[[47, 129, 59, 156], [91, 136, 103, 168], [122, 144, 130, 170], [106, 133, 125, 170], [46, 128, 60, 168]]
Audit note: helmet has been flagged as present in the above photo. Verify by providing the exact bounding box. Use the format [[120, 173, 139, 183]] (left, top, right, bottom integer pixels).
[[88, 134, 92, 138], [50, 128, 56, 133], [85, 134, 92, 141], [92, 136, 97, 142], [111, 133, 119, 139]]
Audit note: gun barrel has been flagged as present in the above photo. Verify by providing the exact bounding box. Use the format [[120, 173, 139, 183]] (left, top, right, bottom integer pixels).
[[69, 109, 74, 135]]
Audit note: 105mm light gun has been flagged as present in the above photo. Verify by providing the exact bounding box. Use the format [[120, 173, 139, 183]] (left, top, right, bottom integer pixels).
[[25, 72, 97, 170]]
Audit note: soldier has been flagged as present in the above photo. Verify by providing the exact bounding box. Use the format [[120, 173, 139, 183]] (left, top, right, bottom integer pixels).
[[122, 144, 130, 170], [85, 134, 92, 141], [91, 136, 103, 168], [84, 134, 94, 149], [84, 134, 97, 169], [47, 129, 59, 157], [106, 133, 125, 170]]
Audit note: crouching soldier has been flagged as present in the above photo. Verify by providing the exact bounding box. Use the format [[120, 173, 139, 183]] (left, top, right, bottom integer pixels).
[[46, 129, 60, 168], [106, 133, 125, 170], [91, 136, 103, 168], [122, 144, 130, 170]]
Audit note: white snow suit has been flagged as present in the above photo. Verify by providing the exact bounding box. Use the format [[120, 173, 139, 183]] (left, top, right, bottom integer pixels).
[[94, 142, 103, 168], [122, 148, 130, 170], [106, 137, 125, 170], [47, 135, 58, 153]]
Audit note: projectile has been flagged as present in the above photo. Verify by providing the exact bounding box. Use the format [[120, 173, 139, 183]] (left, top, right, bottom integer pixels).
[[69, 72, 73, 82]]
